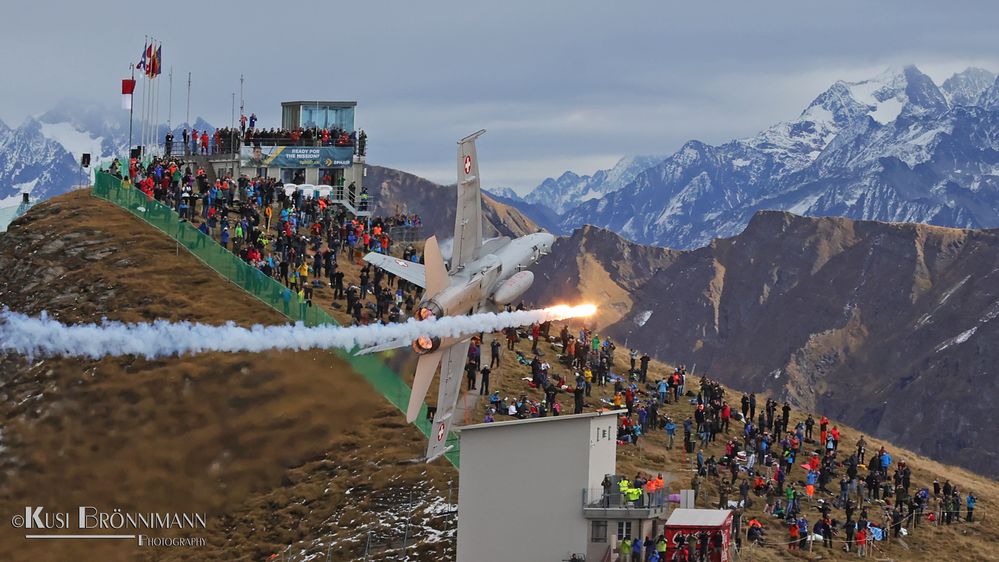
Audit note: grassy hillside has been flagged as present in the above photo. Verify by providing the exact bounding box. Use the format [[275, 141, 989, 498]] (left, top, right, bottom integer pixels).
[[0, 191, 455, 562]]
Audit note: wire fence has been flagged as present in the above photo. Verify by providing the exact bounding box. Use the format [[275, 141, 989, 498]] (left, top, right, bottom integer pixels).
[[90, 171, 459, 466]]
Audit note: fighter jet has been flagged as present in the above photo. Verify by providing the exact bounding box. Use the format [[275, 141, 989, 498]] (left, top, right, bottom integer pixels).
[[357, 130, 555, 461]]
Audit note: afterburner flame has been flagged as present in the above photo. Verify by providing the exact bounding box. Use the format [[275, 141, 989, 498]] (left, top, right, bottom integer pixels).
[[542, 303, 598, 320]]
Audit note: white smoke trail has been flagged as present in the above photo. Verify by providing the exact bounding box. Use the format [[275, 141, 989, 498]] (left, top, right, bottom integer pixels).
[[0, 305, 596, 360]]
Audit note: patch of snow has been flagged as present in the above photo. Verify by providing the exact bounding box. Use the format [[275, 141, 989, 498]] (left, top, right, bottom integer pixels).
[[870, 97, 904, 124], [939, 275, 971, 305], [0, 180, 40, 206], [801, 105, 834, 126], [788, 192, 823, 215], [634, 310, 653, 327], [39, 121, 105, 162], [936, 326, 978, 353], [954, 326, 978, 344], [731, 158, 751, 168], [844, 69, 907, 124]]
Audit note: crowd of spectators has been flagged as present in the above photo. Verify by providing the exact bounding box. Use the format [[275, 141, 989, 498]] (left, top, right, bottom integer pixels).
[[163, 111, 367, 157], [105, 152, 421, 327], [471, 317, 983, 561]]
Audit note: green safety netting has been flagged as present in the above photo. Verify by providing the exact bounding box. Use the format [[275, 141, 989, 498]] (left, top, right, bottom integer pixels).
[[91, 172, 459, 466]]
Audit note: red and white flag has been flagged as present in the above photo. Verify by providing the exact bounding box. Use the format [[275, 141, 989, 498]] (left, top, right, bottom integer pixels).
[[121, 78, 136, 110]]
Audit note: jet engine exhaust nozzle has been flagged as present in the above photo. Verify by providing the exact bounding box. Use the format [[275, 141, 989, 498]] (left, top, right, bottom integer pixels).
[[412, 335, 442, 355]]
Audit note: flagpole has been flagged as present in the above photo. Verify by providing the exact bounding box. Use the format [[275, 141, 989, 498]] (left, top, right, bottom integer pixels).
[[186, 72, 191, 126], [146, 38, 153, 153], [127, 64, 135, 155], [142, 64, 148, 152], [139, 36, 148, 156], [155, 42, 160, 154], [150, 38, 156, 154], [168, 66, 173, 129], [152, 40, 158, 154]]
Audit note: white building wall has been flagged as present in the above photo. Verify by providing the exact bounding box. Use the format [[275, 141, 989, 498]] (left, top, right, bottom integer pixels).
[[586, 416, 617, 491], [457, 414, 617, 562]]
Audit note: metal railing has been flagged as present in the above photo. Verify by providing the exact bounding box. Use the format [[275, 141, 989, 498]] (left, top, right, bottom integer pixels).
[[582, 488, 668, 512], [388, 225, 424, 244]]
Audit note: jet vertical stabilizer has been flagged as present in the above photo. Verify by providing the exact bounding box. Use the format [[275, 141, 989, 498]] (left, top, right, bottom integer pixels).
[[452, 129, 486, 270]]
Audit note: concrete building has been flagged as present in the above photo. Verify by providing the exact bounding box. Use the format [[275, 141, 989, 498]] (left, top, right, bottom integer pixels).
[[456, 411, 667, 562]]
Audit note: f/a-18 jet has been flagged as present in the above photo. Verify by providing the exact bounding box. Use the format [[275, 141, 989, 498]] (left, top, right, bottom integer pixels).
[[358, 130, 555, 461]]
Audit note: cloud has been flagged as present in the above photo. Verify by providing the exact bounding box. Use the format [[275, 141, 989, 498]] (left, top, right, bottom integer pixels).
[[2, 0, 998, 192]]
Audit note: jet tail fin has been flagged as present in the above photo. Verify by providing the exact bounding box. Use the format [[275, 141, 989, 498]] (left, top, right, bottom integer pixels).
[[423, 236, 450, 297], [452, 130, 486, 270], [407, 350, 443, 422]]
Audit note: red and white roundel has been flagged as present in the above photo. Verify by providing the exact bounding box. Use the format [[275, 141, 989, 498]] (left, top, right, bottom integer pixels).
[[463, 155, 472, 174], [437, 423, 447, 441]]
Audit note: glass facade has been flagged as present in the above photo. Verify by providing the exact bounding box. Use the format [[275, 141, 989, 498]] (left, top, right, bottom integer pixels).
[[283, 102, 355, 131]]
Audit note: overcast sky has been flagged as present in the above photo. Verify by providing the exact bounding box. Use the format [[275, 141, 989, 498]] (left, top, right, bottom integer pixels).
[[2, 0, 997, 193]]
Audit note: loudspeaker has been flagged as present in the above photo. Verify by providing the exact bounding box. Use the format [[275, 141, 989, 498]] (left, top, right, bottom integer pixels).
[[81, 153, 91, 168]]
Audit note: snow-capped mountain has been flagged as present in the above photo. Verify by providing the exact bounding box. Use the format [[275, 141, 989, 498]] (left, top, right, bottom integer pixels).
[[483, 187, 523, 202], [0, 99, 213, 206], [524, 154, 663, 215], [0, 118, 80, 204], [560, 65, 999, 249], [941, 67, 996, 107]]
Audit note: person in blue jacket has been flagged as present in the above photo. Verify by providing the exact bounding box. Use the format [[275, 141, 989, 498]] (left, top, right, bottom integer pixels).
[[663, 417, 677, 450]]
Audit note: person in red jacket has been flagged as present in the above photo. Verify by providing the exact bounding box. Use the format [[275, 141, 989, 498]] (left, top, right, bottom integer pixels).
[[200, 132, 209, 154], [855, 527, 867, 556]]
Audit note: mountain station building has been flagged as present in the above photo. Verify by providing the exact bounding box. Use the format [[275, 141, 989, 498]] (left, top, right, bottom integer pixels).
[[200, 100, 369, 217], [455, 411, 669, 562]]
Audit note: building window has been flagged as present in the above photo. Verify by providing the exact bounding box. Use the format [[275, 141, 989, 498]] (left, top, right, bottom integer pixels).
[[591, 521, 608, 543], [616, 521, 632, 541]]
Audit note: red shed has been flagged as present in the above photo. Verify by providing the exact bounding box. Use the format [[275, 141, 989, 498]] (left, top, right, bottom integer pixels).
[[663, 508, 733, 562]]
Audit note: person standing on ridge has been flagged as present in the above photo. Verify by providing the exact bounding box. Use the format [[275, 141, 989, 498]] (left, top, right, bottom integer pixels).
[[479, 366, 490, 396], [490, 337, 501, 368]]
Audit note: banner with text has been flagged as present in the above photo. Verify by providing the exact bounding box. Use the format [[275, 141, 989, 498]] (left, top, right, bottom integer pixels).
[[240, 145, 354, 168]]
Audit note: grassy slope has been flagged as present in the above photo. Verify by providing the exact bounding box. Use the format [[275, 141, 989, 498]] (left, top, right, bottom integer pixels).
[[0, 191, 455, 562]]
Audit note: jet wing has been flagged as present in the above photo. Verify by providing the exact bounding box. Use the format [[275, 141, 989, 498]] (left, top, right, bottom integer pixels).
[[452, 130, 486, 270], [362, 252, 426, 288], [426, 338, 471, 462], [353, 338, 410, 355]]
